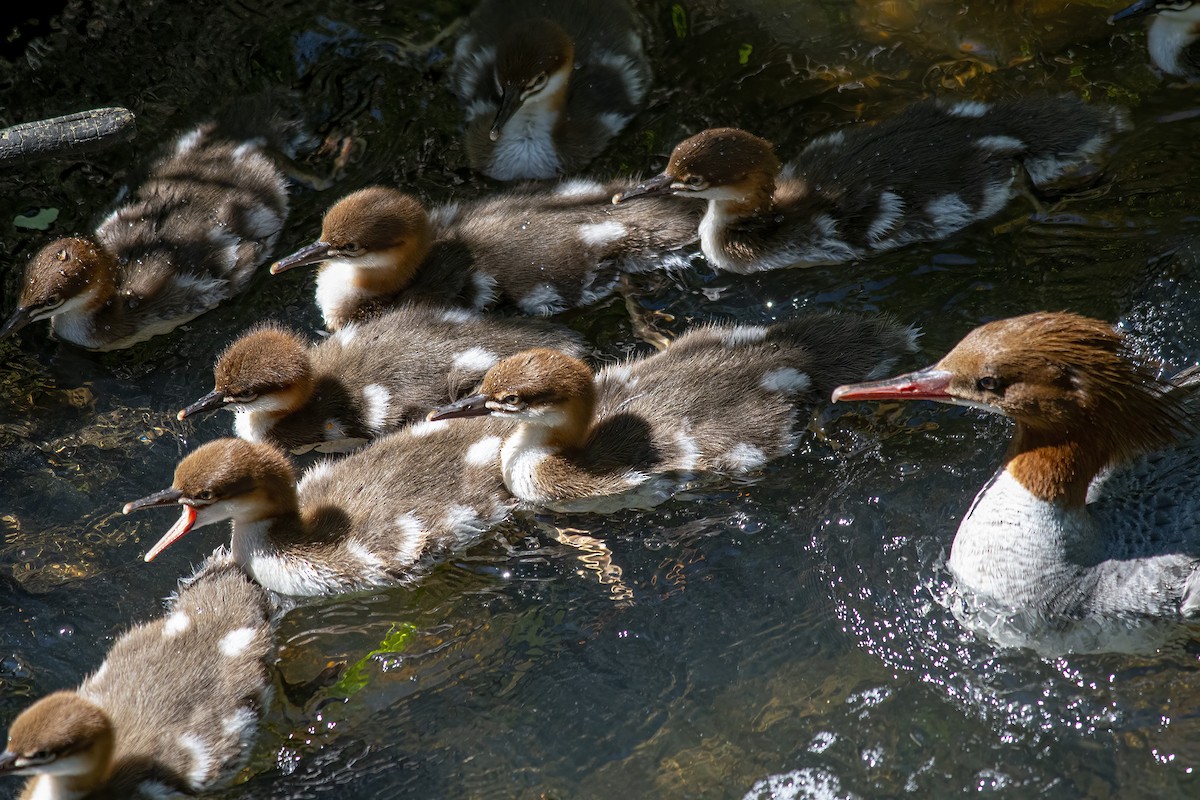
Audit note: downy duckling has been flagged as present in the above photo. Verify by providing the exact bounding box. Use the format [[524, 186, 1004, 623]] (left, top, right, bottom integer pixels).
[[613, 96, 1128, 274], [178, 304, 587, 454], [833, 312, 1200, 625], [429, 312, 918, 512], [451, 0, 650, 180], [1110, 0, 1200, 79], [123, 420, 515, 597], [0, 556, 272, 799], [270, 184, 698, 329], [1, 124, 289, 350]]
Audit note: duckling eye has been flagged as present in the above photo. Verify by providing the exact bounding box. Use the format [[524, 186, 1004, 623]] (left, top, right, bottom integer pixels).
[[340, 242, 362, 255], [196, 490, 214, 502], [526, 73, 548, 93], [976, 376, 1001, 393], [685, 175, 705, 187], [501, 393, 520, 406], [46, 293, 62, 307], [233, 391, 258, 403], [29, 750, 52, 761], [56, 249, 70, 262]]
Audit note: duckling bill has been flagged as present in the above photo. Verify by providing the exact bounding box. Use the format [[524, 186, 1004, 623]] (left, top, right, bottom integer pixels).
[[1, 123, 289, 350]]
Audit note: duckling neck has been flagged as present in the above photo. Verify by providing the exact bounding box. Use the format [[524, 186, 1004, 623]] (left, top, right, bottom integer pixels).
[[315, 237, 431, 329], [20, 766, 107, 800], [500, 402, 593, 501], [488, 73, 571, 180], [699, 182, 776, 271], [230, 507, 303, 566]]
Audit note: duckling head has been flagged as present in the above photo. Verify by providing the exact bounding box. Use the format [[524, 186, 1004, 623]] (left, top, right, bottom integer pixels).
[[1, 237, 116, 340], [123, 438, 297, 561], [429, 348, 595, 447], [490, 19, 575, 140], [179, 324, 314, 421], [613, 128, 781, 209], [1110, 0, 1199, 23], [0, 691, 113, 788], [271, 187, 431, 284]]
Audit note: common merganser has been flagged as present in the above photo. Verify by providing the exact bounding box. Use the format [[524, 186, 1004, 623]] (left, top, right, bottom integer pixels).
[[451, 0, 650, 180], [122, 420, 514, 597], [1110, 0, 1200, 79], [0, 556, 272, 799], [832, 311, 1200, 623], [613, 96, 1128, 274], [270, 183, 698, 329], [0, 124, 289, 350], [429, 312, 918, 512], [177, 303, 586, 454]]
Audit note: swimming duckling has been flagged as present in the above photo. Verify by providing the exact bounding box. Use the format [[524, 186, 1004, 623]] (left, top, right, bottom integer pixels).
[[123, 420, 515, 596], [429, 312, 918, 512], [270, 183, 698, 329], [0, 556, 272, 799], [1110, 0, 1200, 79], [0, 124, 289, 350], [451, 0, 650, 180], [613, 96, 1128, 274], [178, 304, 587, 454], [833, 312, 1200, 625]]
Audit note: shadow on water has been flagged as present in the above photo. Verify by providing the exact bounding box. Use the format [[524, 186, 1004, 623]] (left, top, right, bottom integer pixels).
[[4, 0, 1200, 797]]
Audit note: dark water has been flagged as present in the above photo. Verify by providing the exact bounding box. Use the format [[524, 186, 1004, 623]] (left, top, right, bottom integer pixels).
[[3, 0, 1200, 797]]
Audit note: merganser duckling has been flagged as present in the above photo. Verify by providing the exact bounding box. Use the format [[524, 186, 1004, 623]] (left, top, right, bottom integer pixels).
[[1110, 0, 1200, 79], [0, 557, 272, 799], [613, 96, 1128, 274], [451, 0, 650, 180], [428, 312, 918, 512], [178, 304, 586, 454], [0, 124, 289, 350], [122, 421, 514, 596], [832, 311, 1200, 623], [270, 184, 698, 329]]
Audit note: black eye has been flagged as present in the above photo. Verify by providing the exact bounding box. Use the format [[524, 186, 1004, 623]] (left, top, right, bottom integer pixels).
[[196, 490, 214, 502], [341, 242, 361, 255], [234, 391, 258, 403], [977, 376, 1001, 392], [30, 750, 52, 760], [527, 73, 548, 92], [686, 175, 704, 187], [47, 294, 62, 306]]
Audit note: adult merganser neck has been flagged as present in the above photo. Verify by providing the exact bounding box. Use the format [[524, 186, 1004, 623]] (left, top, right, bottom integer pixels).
[[270, 183, 698, 329], [613, 96, 1128, 274], [429, 312, 918, 512], [122, 420, 515, 597], [0, 124, 288, 350], [1110, 0, 1200, 79], [833, 311, 1200, 625], [451, 0, 650, 180], [0, 557, 272, 799], [177, 304, 585, 454]]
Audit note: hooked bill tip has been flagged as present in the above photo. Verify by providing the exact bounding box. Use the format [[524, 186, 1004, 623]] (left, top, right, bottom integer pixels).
[[176, 408, 188, 421]]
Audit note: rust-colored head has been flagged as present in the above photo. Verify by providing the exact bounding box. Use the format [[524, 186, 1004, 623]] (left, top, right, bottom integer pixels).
[[0, 691, 113, 782], [613, 128, 780, 208], [1, 237, 117, 339], [180, 325, 314, 420], [123, 438, 298, 561]]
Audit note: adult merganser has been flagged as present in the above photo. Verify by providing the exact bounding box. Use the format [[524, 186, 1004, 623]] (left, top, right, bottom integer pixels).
[[177, 303, 587, 454], [1110, 0, 1200, 79], [429, 312, 918, 512], [613, 96, 1128, 274], [270, 184, 698, 329], [451, 0, 650, 180], [0, 556, 272, 799], [122, 420, 514, 596], [0, 124, 289, 350], [832, 311, 1200, 623]]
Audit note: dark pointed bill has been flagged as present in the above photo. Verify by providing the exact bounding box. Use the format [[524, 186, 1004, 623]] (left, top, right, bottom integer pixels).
[[0, 306, 34, 339], [1109, 0, 1158, 23], [489, 89, 524, 141], [122, 487, 195, 563], [612, 173, 674, 204], [0, 750, 20, 773], [270, 241, 332, 274], [427, 394, 491, 422], [831, 367, 954, 404], [178, 389, 228, 421]]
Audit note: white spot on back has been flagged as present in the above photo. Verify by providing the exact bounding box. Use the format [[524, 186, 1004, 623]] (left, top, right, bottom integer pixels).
[[673, 426, 701, 473], [361, 384, 391, 433], [578, 220, 627, 247], [761, 367, 812, 394], [471, 271, 499, 309], [331, 323, 358, 346], [925, 194, 975, 237], [555, 178, 604, 197], [723, 326, 769, 346], [720, 443, 768, 472], [394, 512, 428, 564], [452, 347, 499, 374], [518, 284, 565, 315], [948, 100, 989, 118], [443, 504, 490, 544], [465, 435, 503, 466], [867, 191, 904, 246], [163, 611, 192, 638], [218, 627, 258, 658], [177, 732, 213, 788], [975, 135, 1024, 153], [440, 308, 478, 324], [408, 419, 449, 438]]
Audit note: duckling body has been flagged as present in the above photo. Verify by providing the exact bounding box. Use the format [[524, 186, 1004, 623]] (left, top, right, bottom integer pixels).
[[271, 184, 698, 328], [430, 312, 918, 512], [179, 304, 587, 454], [0, 557, 272, 799], [125, 420, 514, 597], [1, 124, 289, 350], [1111, 0, 1200, 79], [452, 0, 650, 180], [614, 96, 1128, 274], [834, 312, 1200, 628]]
